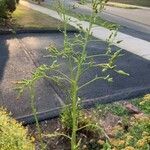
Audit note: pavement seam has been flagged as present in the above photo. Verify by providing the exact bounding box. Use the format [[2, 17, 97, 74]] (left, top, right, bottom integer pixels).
[[15, 36, 39, 67], [54, 93, 65, 106], [14, 35, 65, 107]]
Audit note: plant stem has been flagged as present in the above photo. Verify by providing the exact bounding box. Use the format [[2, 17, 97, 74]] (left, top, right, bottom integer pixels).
[[29, 85, 45, 150], [70, 9, 96, 150], [71, 80, 78, 150], [78, 76, 105, 90]]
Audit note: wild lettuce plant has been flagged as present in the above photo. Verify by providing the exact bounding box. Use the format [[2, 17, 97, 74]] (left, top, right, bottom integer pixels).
[[17, 0, 129, 149]]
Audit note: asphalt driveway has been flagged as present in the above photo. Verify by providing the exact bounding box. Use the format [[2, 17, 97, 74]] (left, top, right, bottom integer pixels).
[[0, 32, 150, 120]]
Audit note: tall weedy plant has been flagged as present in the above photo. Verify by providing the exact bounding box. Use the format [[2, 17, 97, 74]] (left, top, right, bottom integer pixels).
[[17, 0, 128, 149]]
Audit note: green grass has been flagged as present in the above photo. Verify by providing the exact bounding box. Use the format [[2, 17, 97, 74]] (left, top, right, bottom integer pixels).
[[12, 4, 74, 30], [96, 94, 150, 117], [131, 95, 150, 114], [96, 102, 129, 117], [110, 0, 150, 7]]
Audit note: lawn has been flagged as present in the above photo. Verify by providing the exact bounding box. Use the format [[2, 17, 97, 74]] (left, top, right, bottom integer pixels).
[[110, 0, 150, 7], [12, 4, 73, 30]]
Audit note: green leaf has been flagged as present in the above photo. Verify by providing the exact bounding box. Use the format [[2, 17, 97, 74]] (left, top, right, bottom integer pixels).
[[116, 40, 123, 44], [108, 77, 113, 83], [116, 70, 129, 76]]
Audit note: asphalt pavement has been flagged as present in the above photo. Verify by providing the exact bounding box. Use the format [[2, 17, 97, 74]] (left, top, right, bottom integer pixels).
[[0, 0, 150, 120], [0, 32, 150, 119]]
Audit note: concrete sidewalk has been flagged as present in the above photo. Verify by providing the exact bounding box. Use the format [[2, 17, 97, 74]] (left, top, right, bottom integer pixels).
[[20, 0, 150, 60]]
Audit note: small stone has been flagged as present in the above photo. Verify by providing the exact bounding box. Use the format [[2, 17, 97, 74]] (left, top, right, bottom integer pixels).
[[134, 113, 145, 118], [123, 102, 141, 114], [82, 145, 87, 149], [97, 139, 105, 145], [89, 139, 95, 143]]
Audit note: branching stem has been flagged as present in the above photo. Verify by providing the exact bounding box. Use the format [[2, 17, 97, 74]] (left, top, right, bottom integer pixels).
[[78, 76, 106, 90]]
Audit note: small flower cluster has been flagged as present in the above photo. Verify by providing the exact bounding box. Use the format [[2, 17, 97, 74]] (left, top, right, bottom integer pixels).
[[139, 94, 150, 114], [108, 115, 150, 150]]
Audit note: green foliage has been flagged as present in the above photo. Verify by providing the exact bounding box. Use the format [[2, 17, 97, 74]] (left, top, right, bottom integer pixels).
[[78, 0, 86, 5], [139, 94, 150, 114], [108, 115, 150, 150], [6, 0, 16, 12], [61, 106, 103, 136], [0, 108, 35, 150], [16, 0, 20, 3], [0, 0, 8, 19], [17, 0, 128, 149], [61, 105, 75, 132], [0, 0, 19, 21], [97, 102, 129, 117], [103, 140, 112, 150], [96, 95, 150, 150], [109, 104, 129, 116], [131, 95, 150, 114]]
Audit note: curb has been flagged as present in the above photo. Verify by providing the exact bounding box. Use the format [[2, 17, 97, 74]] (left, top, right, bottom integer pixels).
[[82, 86, 150, 109], [17, 86, 150, 125], [0, 29, 79, 35]]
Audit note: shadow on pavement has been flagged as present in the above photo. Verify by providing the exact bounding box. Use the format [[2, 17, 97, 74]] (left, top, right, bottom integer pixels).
[[0, 36, 9, 107], [0, 33, 150, 121], [0, 34, 61, 118], [0, 36, 9, 82]]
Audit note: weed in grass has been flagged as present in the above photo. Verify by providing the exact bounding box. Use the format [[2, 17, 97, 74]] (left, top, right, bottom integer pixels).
[[16, 0, 129, 149], [96, 102, 129, 117], [131, 95, 150, 114], [109, 115, 150, 150], [139, 94, 150, 114], [110, 103, 129, 116], [78, 0, 86, 5]]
